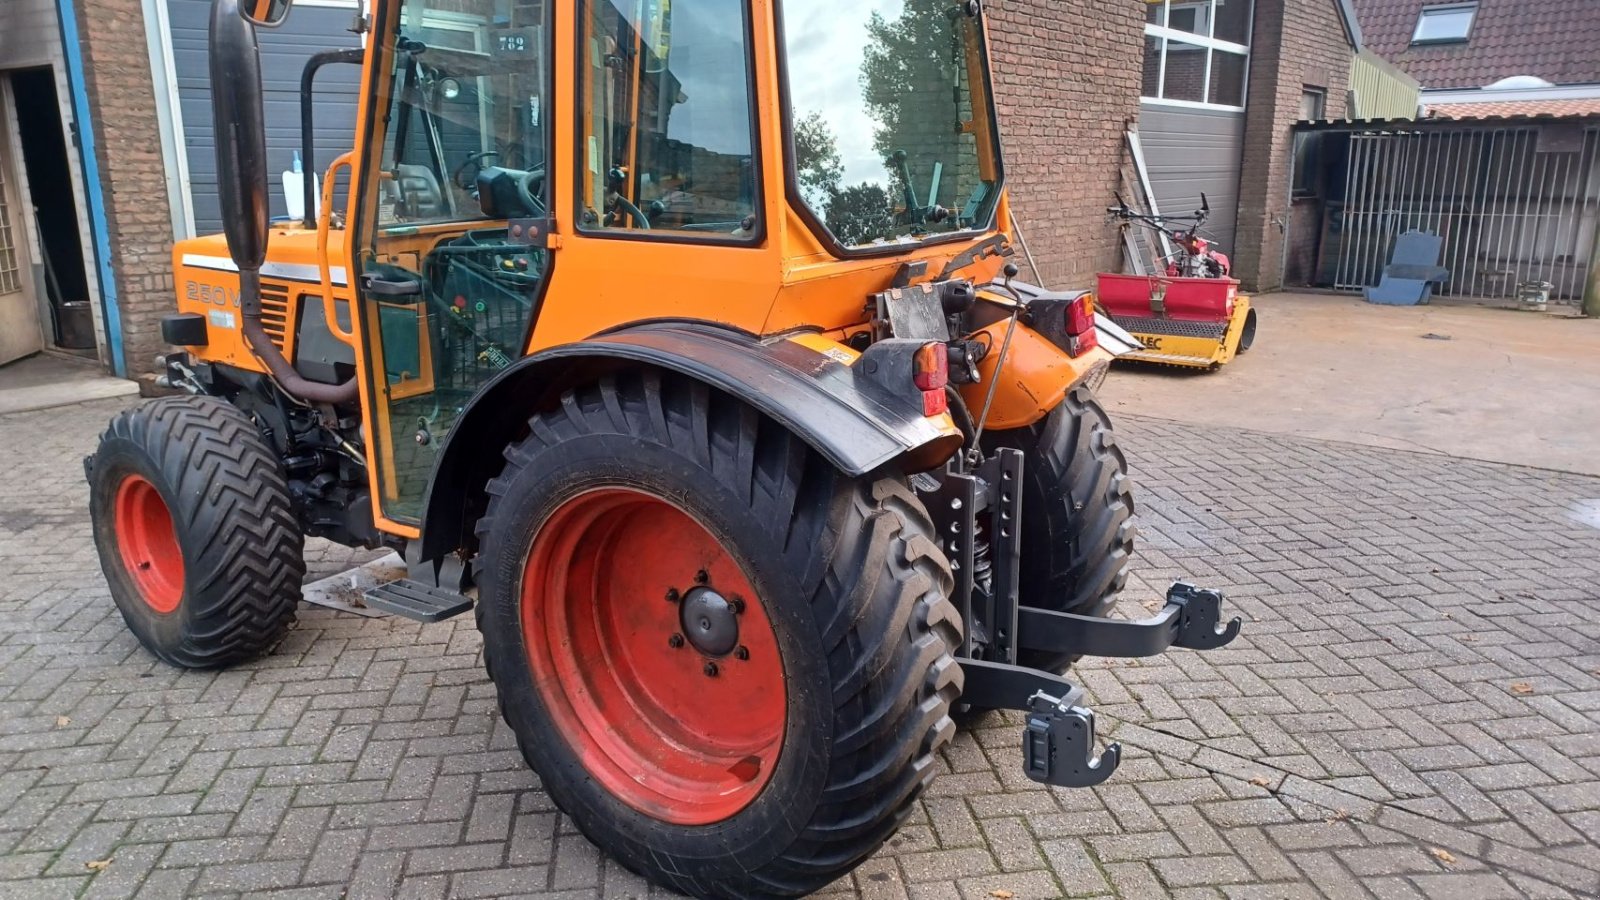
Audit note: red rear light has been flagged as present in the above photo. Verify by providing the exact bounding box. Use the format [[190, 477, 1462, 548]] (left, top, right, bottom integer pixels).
[[1065, 295, 1098, 357], [913, 343, 948, 391], [1066, 294, 1094, 336], [913, 343, 949, 417]]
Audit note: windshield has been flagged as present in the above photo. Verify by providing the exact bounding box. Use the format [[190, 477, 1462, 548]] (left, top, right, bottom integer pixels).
[[781, 0, 1003, 249], [375, 0, 548, 227]]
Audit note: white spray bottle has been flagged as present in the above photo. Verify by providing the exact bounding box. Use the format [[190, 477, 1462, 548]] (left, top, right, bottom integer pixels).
[[282, 150, 319, 223]]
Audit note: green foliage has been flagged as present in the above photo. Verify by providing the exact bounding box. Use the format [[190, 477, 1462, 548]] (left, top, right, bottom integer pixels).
[[860, 1, 960, 161], [825, 183, 897, 247], [794, 111, 845, 208]]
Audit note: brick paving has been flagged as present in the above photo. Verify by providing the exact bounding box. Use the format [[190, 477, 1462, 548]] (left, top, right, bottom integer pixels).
[[2, 396, 1597, 899]]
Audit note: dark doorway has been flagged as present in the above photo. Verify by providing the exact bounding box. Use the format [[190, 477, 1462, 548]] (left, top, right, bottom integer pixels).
[[10, 67, 93, 350]]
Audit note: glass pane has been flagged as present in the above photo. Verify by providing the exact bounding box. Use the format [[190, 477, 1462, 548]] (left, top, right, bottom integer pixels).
[[362, 0, 552, 522], [578, 0, 759, 238], [1299, 88, 1326, 121], [1163, 41, 1207, 103], [1167, 0, 1211, 37], [1142, 35, 1163, 99], [1413, 4, 1476, 42], [1213, 0, 1252, 45], [1146, 0, 1166, 27], [780, 0, 1004, 248], [1209, 50, 1247, 106]]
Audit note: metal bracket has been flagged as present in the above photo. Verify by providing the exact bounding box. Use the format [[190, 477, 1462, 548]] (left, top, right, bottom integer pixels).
[[1023, 692, 1121, 788], [1015, 581, 1241, 658], [958, 657, 1081, 712], [1167, 582, 1242, 650]]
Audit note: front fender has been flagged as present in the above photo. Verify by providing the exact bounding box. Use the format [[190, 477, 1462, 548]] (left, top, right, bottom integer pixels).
[[416, 322, 963, 560]]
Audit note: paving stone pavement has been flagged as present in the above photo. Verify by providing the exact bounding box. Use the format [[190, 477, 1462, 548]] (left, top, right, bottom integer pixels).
[[1, 396, 1597, 900]]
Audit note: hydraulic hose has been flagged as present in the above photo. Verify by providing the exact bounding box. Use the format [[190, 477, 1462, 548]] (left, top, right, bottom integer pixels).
[[240, 269, 360, 405]]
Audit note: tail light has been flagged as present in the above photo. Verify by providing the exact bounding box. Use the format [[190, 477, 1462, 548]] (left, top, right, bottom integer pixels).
[[1066, 294, 1099, 357], [913, 342, 949, 417]]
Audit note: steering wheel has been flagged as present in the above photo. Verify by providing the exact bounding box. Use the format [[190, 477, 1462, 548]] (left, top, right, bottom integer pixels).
[[453, 151, 499, 190], [518, 169, 547, 216], [611, 196, 651, 230]]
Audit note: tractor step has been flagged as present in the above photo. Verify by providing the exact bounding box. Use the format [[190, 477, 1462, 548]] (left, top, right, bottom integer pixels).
[[363, 579, 474, 623]]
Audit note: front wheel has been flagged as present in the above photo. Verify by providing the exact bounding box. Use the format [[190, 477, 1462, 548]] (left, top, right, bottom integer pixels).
[[473, 371, 963, 899], [87, 396, 305, 668]]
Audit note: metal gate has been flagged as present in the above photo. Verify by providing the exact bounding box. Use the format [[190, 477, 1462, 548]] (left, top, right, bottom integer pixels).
[[1331, 123, 1600, 303]]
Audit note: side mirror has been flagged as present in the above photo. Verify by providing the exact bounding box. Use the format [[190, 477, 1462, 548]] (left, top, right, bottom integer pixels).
[[243, 0, 292, 26]]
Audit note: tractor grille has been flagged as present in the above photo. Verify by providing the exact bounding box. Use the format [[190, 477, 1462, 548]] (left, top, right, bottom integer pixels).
[[1107, 313, 1228, 340], [259, 282, 293, 355]]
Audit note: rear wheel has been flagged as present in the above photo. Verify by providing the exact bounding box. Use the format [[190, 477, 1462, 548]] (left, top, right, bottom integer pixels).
[[474, 370, 962, 898], [88, 396, 305, 668], [981, 385, 1135, 674]]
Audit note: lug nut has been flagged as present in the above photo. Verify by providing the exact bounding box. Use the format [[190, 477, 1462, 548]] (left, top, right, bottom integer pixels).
[[668, 634, 685, 649], [666, 588, 680, 603], [735, 646, 750, 661], [703, 662, 719, 677], [731, 597, 746, 615], [695, 569, 709, 584]]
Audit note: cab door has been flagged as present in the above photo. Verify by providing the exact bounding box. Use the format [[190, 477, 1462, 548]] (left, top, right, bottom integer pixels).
[[351, 0, 553, 525]]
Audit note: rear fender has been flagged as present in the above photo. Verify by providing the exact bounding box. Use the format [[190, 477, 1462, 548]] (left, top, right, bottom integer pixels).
[[416, 323, 963, 560]]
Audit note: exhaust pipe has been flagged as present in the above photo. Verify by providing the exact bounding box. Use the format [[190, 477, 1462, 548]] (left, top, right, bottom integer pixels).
[[210, 0, 358, 405]]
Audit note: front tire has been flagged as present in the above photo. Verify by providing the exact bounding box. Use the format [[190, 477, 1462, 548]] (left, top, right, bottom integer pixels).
[[88, 396, 306, 668], [474, 370, 962, 899], [981, 385, 1135, 674]]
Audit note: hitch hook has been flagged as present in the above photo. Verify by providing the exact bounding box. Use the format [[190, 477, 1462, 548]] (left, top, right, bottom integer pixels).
[[1168, 582, 1243, 650], [1022, 692, 1121, 788]]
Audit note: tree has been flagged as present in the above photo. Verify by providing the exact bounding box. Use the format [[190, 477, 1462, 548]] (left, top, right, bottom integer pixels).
[[794, 111, 844, 208], [825, 183, 896, 247], [859, 1, 959, 163]]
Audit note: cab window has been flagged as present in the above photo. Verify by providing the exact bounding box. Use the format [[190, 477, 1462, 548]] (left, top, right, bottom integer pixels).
[[577, 0, 760, 240]]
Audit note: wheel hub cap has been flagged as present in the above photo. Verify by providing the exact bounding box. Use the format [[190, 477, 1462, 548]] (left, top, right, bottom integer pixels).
[[680, 587, 739, 657]]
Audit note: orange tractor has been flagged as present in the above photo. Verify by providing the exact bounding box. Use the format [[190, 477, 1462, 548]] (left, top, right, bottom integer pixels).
[[86, 0, 1239, 895]]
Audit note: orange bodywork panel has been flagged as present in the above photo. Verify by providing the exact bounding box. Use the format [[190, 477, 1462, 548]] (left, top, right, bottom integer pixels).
[[170, 0, 1081, 537], [956, 291, 1117, 432]]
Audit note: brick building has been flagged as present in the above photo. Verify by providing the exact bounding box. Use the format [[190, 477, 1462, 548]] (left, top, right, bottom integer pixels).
[[0, 0, 1363, 380]]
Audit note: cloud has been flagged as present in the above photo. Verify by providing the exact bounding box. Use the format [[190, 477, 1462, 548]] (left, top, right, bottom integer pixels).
[[781, 0, 903, 185]]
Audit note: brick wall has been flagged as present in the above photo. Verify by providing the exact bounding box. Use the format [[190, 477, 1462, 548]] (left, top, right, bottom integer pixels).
[[1233, 0, 1354, 292], [71, 0, 177, 378], [986, 0, 1144, 290]]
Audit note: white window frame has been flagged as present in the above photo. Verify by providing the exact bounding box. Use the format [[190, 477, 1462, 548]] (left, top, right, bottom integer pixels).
[[1411, 2, 1478, 46], [1143, 0, 1253, 112]]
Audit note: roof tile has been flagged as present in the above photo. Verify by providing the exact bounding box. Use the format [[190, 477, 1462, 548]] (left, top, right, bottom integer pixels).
[[1351, 0, 1600, 89]]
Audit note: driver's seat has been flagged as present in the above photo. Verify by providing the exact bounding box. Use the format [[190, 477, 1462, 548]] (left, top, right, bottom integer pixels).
[[392, 164, 446, 219]]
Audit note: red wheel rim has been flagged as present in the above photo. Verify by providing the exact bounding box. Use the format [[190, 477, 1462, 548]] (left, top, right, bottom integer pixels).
[[521, 488, 786, 825], [113, 475, 185, 614]]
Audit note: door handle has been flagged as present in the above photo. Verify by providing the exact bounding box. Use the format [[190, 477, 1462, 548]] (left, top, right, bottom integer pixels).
[[361, 275, 424, 297]]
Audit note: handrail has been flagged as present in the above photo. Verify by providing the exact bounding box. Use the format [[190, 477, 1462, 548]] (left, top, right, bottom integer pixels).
[[317, 151, 357, 346]]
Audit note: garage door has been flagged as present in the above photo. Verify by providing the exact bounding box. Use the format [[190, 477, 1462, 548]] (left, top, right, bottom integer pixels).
[[1137, 102, 1244, 259], [167, 0, 364, 234]]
